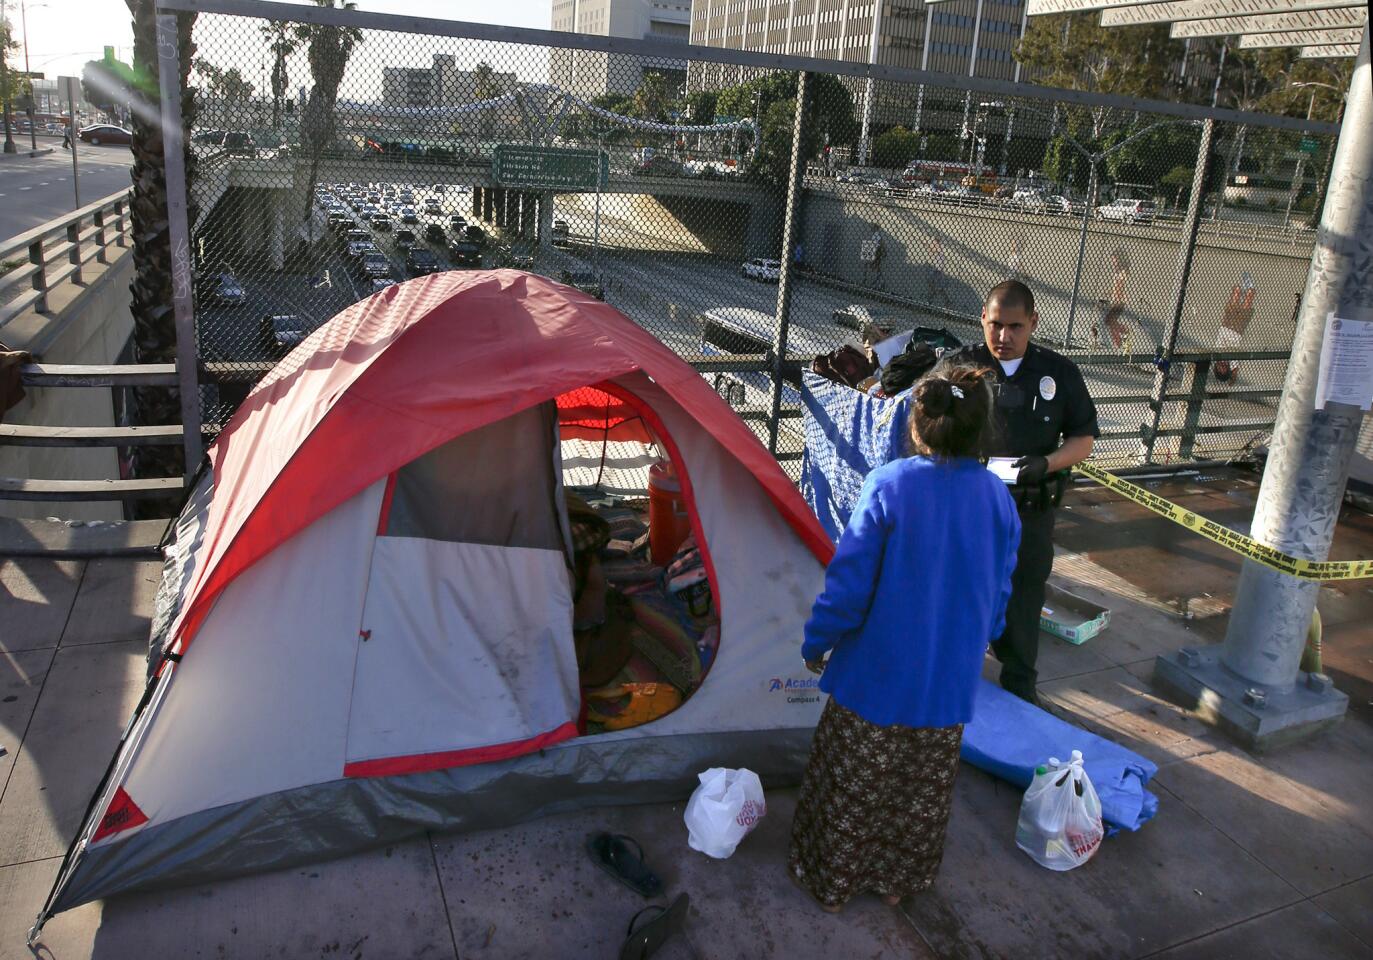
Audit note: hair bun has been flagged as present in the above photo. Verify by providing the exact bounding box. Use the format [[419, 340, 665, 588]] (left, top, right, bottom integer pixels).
[[917, 378, 953, 417]]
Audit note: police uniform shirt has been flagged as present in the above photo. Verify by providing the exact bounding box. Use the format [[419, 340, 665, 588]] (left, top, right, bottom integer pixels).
[[956, 343, 1100, 459]]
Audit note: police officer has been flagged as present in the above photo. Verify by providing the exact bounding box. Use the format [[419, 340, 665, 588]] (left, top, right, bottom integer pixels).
[[954, 280, 1098, 705]]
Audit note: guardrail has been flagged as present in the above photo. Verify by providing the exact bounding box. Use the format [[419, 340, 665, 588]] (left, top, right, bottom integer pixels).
[[0, 190, 132, 337]]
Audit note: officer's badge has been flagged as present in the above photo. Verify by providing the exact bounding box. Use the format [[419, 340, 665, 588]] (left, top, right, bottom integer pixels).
[[1040, 376, 1056, 401]]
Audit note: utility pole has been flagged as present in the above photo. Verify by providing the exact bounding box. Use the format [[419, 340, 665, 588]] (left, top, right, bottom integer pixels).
[[1155, 30, 1372, 750], [20, 0, 35, 150]]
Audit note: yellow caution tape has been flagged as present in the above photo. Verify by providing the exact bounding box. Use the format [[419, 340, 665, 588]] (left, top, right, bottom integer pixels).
[[1074, 462, 1373, 582]]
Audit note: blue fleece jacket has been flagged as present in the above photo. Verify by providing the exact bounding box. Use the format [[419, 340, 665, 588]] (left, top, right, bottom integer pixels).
[[802, 456, 1021, 728]]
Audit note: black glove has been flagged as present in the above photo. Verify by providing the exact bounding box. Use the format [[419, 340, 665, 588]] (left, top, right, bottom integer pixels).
[[1013, 454, 1049, 487]]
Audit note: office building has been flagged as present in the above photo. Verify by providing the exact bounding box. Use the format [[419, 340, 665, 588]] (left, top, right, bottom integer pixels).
[[381, 55, 518, 108], [550, 0, 693, 96]]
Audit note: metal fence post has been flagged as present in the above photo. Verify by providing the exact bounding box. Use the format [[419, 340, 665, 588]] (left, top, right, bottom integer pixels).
[[28, 237, 48, 314], [94, 207, 109, 265], [1145, 118, 1214, 463], [1177, 359, 1209, 462], [156, 13, 204, 479], [114, 199, 127, 248], [1063, 159, 1097, 348], [66, 219, 83, 285], [768, 70, 810, 455]]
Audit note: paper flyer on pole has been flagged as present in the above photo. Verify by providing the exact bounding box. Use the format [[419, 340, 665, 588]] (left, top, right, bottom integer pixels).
[[1315, 313, 1373, 410]]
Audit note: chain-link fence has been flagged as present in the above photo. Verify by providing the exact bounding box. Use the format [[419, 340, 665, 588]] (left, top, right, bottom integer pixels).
[[166, 0, 1338, 473]]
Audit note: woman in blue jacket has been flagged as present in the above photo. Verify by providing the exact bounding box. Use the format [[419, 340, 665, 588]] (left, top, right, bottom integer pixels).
[[789, 362, 1021, 912]]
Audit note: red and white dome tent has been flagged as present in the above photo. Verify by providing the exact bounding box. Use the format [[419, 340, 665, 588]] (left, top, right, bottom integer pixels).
[[32, 270, 832, 932]]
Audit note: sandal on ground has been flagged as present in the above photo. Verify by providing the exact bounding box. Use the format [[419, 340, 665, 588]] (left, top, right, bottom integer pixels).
[[587, 832, 663, 898], [619, 893, 690, 960]]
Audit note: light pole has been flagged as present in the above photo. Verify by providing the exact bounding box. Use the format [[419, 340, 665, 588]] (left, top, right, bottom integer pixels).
[[1, 0, 16, 153]]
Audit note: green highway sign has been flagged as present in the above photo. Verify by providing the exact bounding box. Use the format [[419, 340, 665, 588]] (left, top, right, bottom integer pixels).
[[491, 144, 608, 190], [1299, 137, 1320, 155]]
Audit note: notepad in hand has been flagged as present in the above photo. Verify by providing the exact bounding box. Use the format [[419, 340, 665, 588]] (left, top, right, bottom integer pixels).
[[988, 457, 1019, 484]]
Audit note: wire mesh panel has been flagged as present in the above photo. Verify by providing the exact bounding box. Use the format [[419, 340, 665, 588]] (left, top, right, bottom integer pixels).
[[176, 2, 1336, 471]]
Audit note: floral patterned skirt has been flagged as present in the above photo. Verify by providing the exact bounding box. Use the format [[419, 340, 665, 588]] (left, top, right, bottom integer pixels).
[[788, 698, 963, 908]]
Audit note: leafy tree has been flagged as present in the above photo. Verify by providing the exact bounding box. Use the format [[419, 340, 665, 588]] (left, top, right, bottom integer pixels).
[[0, 12, 23, 150], [194, 59, 254, 103], [717, 73, 855, 186], [472, 60, 498, 140], [1102, 121, 1199, 189], [872, 125, 919, 170], [259, 20, 300, 129], [1160, 164, 1194, 208], [632, 70, 669, 122], [685, 89, 716, 126], [1015, 13, 1181, 140], [295, 0, 362, 246]]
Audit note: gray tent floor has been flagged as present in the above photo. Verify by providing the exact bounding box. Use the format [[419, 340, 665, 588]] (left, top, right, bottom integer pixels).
[[3, 473, 1373, 960]]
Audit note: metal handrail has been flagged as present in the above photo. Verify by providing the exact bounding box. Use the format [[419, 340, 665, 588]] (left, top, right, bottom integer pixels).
[[0, 190, 132, 335]]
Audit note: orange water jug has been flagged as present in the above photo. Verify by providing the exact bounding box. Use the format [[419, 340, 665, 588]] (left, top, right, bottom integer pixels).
[[648, 461, 691, 565]]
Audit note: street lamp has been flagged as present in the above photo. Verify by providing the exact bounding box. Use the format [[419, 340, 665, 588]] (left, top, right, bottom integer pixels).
[[19, 0, 48, 151]]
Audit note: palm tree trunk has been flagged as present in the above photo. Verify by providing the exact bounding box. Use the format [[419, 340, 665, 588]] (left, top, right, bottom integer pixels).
[[126, 0, 197, 517]]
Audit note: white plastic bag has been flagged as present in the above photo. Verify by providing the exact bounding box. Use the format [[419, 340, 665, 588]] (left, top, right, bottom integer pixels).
[[684, 767, 767, 859], [1015, 751, 1104, 871]]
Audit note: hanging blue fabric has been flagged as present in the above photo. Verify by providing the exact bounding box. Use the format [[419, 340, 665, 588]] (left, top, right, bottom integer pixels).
[[800, 371, 912, 542]]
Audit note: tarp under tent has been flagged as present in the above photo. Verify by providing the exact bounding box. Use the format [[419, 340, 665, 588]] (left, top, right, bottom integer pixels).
[[33, 270, 832, 932]]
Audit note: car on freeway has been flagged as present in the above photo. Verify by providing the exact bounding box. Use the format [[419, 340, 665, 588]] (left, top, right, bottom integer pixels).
[[636, 156, 684, 177], [558, 268, 604, 300], [343, 227, 371, 244], [222, 131, 256, 156], [448, 240, 482, 267], [347, 239, 379, 261], [328, 212, 355, 231], [422, 222, 445, 243], [193, 129, 226, 146], [1095, 198, 1156, 224], [551, 219, 570, 246], [465, 224, 486, 246], [358, 252, 392, 279], [78, 124, 132, 146], [370, 278, 398, 294], [372, 214, 393, 232], [424, 198, 443, 216], [398, 206, 419, 224], [1008, 189, 1048, 213], [261, 314, 312, 355], [1046, 195, 1077, 216], [832, 303, 877, 332], [449, 214, 467, 231], [360, 205, 382, 223], [741, 257, 781, 282], [206, 270, 247, 306], [406, 249, 443, 277], [394, 228, 417, 250]]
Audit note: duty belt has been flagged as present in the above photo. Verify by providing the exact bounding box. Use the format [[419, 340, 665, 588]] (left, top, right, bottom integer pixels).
[[1012, 471, 1068, 512]]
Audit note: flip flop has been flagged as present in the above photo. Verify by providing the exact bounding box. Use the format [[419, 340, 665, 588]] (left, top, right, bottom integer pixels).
[[619, 893, 690, 960], [587, 833, 663, 898]]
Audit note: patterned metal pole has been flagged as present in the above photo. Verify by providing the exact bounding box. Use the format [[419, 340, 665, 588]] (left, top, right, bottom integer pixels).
[[1221, 29, 1371, 690], [156, 13, 203, 478]]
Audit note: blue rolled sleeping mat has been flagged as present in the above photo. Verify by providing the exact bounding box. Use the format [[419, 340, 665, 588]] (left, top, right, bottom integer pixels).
[[799, 373, 1160, 834]]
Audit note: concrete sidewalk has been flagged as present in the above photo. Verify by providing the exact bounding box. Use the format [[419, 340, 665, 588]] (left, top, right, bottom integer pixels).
[[1, 467, 1370, 959]]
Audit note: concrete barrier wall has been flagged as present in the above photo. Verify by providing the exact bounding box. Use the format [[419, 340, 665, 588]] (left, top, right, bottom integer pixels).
[[797, 190, 1313, 354], [1, 248, 135, 521]]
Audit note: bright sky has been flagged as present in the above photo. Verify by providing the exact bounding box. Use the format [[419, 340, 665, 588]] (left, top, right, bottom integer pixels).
[[18, 0, 555, 92]]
